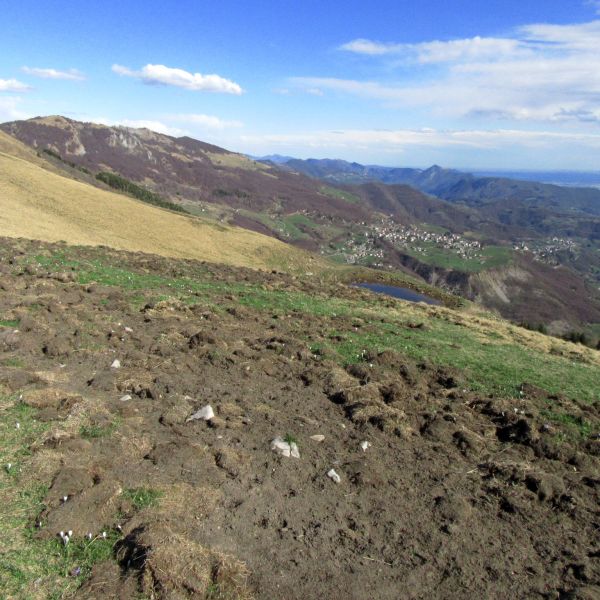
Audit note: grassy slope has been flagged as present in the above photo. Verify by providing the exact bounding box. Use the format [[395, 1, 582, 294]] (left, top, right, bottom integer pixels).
[[0, 132, 323, 273], [30, 246, 600, 403]]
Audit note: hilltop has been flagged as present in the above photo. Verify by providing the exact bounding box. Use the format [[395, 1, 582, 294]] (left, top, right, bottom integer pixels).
[[0, 236, 598, 599]]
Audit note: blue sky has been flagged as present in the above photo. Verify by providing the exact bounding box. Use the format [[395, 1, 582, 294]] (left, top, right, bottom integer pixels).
[[1, 0, 600, 169]]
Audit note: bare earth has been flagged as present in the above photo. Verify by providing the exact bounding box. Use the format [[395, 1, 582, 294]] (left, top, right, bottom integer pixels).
[[0, 237, 598, 599]]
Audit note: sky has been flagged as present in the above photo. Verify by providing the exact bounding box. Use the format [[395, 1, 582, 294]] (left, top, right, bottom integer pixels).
[[1, 0, 600, 169]]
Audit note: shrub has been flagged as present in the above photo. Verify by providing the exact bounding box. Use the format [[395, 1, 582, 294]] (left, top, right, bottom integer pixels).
[[96, 171, 188, 214]]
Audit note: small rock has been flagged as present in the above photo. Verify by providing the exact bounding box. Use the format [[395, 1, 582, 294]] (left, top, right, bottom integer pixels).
[[186, 404, 215, 422], [310, 434, 325, 442], [327, 468, 341, 484], [360, 441, 371, 452], [124, 326, 133, 333], [119, 394, 132, 402], [271, 437, 300, 458], [110, 359, 121, 369]]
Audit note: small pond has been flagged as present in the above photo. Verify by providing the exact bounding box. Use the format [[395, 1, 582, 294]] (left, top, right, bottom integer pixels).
[[353, 283, 440, 305]]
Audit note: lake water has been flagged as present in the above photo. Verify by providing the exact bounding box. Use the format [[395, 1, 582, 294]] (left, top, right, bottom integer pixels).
[[353, 283, 440, 305]]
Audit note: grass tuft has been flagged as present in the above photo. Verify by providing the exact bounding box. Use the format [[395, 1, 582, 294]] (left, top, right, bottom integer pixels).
[[79, 420, 118, 439], [122, 487, 163, 511]]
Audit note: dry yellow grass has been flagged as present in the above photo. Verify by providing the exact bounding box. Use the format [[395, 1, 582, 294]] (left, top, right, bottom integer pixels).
[[207, 151, 271, 172], [0, 136, 322, 272]]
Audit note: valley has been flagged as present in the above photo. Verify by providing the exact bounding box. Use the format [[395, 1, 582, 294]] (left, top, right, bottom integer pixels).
[[2, 116, 600, 344]]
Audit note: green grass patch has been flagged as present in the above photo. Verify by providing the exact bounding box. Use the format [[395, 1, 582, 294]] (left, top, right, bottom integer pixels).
[[540, 410, 594, 439], [2, 357, 25, 368], [331, 319, 600, 402], [0, 318, 20, 328], [406, 245, 513, 272], [30, 248, 600, 404], [122, 487, 163, 511], [0, 397, 121, 597], [283, 433, 298, 446], [320, 186, 360, 204]]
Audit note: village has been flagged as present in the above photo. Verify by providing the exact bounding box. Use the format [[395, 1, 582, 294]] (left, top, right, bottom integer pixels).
[[323, 218, 484, 266], [513, 237, 578, 264]]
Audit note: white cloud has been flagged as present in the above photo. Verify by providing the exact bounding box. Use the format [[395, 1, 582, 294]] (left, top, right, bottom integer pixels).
[[0, 97, 30, 122], [340, 36, 523, 63], [112, 63, 243, 94], [339, 39, 402, 56], [311, 20, 600, 124], [0, 78, 31, 92], [241, 127, 600, 152], [167, 113, 243, 129], [21, 67, 85, 81], [89, 117, 185, 136]]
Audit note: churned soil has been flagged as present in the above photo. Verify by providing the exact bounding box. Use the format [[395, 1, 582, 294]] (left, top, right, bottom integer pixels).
[[0, 237, 598, 599]]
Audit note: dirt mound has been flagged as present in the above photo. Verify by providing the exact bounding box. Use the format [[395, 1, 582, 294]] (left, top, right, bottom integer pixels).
[[0, 237, 598, 599]]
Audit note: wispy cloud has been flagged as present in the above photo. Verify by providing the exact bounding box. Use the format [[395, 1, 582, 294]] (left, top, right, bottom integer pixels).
[[89, 117, 186, 136], [167, 113, 243, 129], [22, 67, 85, 81], [586, 1, 600, 15], [242, 128, 600, 152], [316, 20, 600, 124], [0, 96, 30, 122], [340, 37, 522, 62], [0, 78, 31, 92], [112, 64, 243, 94]]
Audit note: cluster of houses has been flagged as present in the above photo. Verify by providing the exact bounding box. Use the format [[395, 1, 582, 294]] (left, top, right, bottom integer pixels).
[[513, 237, 578, 264], [323, 218, 485, 266], [370, 220, 483, 259]]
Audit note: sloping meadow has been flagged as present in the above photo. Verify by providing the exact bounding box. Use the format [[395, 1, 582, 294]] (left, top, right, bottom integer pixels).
[[0, 237, 598, 599]]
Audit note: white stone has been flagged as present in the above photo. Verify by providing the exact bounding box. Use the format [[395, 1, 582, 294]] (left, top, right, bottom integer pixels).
[[110, 359, 121, 369], [271, 437, 300, 458], [310, 434, 325, 442], [124, 326, 133, 333], [119, 395, 132, 402], [327, 469, 341, 484], [360, 441, 371, 452], [186, 404, 215, 422]]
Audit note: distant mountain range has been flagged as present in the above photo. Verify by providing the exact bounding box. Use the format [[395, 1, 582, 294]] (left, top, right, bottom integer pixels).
[[272, 158, 600, 217]]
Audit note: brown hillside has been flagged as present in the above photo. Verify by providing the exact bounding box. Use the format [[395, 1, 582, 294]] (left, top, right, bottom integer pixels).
[[0, 135, 324, 272]]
